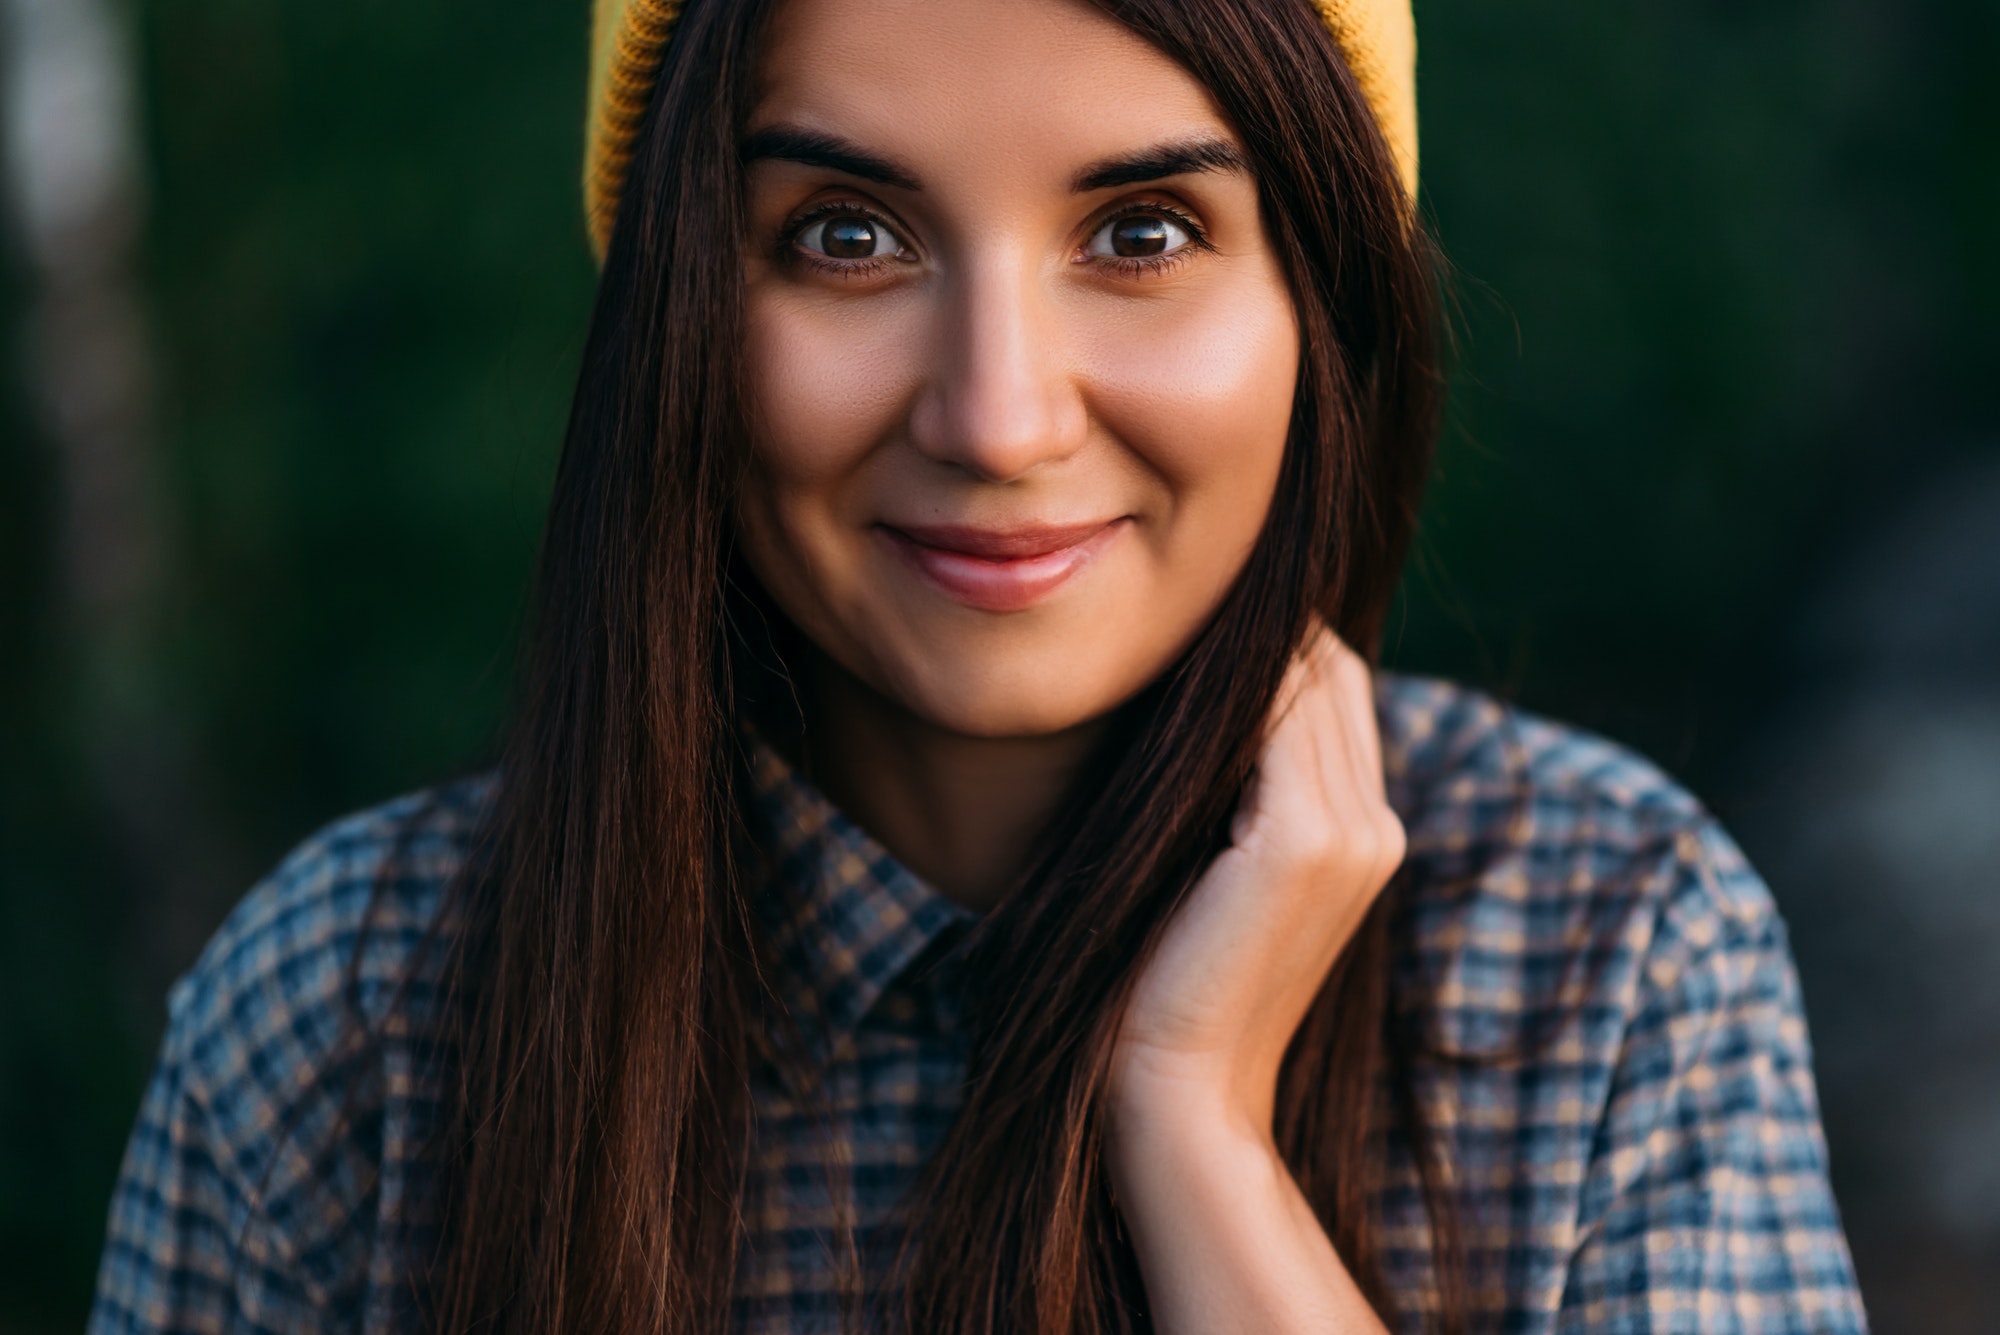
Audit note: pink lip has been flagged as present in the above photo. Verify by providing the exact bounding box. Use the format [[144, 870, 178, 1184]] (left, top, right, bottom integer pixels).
[[875, 518, 1127, 612]]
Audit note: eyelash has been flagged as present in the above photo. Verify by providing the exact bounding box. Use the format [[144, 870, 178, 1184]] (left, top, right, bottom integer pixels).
[[1087, 201, 1213, 278], [777, 198, 1214, 279], [780, 200, 909, 280]]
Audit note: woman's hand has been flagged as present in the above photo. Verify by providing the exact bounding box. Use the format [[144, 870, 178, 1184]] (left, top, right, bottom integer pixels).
[[1110, 621, 1406, 1137], [1104, 623, 1403, 1334]]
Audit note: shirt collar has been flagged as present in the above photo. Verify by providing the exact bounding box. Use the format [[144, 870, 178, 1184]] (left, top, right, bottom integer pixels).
[[742, 722, 978, 1061], [736, 671, 1435, 1063]]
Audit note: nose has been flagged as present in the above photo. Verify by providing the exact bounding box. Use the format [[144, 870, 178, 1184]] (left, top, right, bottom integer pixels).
[[906, 255, 1088, 481]]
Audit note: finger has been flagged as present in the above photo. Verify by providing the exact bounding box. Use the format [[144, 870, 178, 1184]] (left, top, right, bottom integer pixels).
[[1324, 644, 1406, 878], [1265, 628, 1326, 741], [1293, 627, 1371, 811], [1258, 621, 1355, 818], [1250, 651, 1343, 848], [1325, 636, 1386, 799], [1299, 627, 1355, 806], [1264, 619, 1345, 762], [1305, 636, 1403, 891]]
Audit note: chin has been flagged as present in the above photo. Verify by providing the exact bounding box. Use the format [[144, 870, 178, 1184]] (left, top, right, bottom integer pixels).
[[878, 639, 1139, 740], [907, 689, 1105, 740]]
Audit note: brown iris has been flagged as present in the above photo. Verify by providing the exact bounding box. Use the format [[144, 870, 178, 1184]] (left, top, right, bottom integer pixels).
[[822, 216, 879, 259], [1109, 215, 1172, 257]]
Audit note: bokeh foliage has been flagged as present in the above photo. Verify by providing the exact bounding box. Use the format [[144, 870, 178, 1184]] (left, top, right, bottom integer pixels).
[[2, 0, 1994, 1327]]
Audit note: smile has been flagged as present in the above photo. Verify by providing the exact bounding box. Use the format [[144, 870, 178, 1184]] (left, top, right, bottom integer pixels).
[[874, 519, 1129, 613]]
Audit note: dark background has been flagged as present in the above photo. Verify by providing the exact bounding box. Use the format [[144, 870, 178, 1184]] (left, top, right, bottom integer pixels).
[[3, 0, 1996, 1329]]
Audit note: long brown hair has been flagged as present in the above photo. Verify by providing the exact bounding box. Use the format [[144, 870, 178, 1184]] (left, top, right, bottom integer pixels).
[[423, 0, 1457, 1330]]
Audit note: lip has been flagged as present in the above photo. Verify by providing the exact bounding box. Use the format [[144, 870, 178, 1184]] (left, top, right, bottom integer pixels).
[[874, 518, 1128, 612]]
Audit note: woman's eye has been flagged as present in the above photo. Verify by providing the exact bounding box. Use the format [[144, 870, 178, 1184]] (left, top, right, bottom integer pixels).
[[1086, 211, 1196, 260], [795, 213, 903, 261]]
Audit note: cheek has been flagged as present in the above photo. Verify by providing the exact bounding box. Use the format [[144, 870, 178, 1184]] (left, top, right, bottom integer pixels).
[[733, 262, 1300, 739], [734, 293, 914, 682], [738, 288, 925, 649], [1077, 273, 1299, 543], [744, 291, 923, 498]]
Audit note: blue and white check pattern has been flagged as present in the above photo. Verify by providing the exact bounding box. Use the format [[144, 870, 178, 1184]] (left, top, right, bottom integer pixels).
[[89, 673, 1868, 1333]]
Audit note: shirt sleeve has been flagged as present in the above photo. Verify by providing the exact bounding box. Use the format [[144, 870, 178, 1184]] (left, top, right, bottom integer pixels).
[[1557, 821, 1870, 1333], [89, 1005, 246, 1335]]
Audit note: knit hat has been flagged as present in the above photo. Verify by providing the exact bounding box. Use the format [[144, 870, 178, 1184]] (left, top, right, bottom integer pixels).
[[584, 0, 1418, 261]]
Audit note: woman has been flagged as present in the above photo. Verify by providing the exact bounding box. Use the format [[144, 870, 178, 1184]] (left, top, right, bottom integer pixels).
[[89, 0, 1867, 1331]]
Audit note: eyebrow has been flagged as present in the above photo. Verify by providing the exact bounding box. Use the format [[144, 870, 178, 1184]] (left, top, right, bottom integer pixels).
[[740, 126, 923, 191], [740, 125, 1250, 195], [1069, 137, 1250, 192]]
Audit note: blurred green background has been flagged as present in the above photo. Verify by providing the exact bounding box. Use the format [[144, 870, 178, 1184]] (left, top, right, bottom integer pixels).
[[3, 0, 1996, 1330]]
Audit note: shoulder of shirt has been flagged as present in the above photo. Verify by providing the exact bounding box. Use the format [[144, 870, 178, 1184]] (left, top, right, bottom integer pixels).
[[157, 772, 497, 1109], [1375, 671, 1782, 1046]]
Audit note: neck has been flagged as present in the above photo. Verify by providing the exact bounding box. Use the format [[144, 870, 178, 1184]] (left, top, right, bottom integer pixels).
[[798, 651, 1109, 914]]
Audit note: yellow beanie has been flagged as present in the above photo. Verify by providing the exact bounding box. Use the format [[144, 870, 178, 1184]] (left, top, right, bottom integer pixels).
[[584, 0, 1417, 261]]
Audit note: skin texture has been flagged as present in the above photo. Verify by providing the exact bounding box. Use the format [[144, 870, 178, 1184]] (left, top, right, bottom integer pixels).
[[736, 0, 1403, 1328], [1107, 625, 1405, 1332], [737, 0, 1297, 908]]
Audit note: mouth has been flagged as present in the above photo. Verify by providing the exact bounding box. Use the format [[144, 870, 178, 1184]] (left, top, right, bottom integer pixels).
[[873, 518, 1129, 613]]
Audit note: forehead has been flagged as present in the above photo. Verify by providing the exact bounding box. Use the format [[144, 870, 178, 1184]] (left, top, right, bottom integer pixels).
[[750, 0, 1235, 184]]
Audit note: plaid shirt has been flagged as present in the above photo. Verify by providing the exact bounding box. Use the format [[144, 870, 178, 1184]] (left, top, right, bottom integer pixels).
[[89, 672, 1868, 1333]]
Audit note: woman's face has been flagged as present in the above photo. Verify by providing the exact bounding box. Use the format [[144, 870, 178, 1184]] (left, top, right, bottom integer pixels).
[[737, 0, 1299, 738]]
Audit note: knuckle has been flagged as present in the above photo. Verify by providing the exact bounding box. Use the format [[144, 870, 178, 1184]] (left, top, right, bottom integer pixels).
[[1373, 812, 1409, 877], [1376, 805, 1408, 849]]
